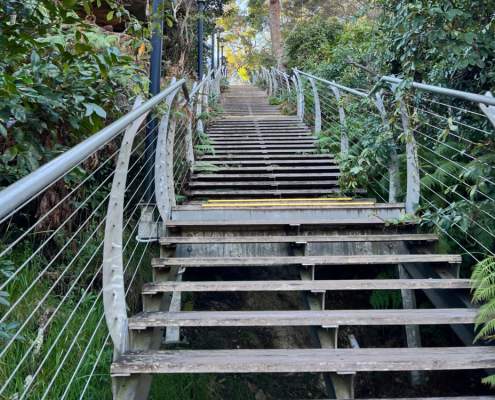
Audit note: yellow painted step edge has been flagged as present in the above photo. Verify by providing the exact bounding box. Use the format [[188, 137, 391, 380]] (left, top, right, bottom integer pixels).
[[206, 197, 354, 203], [203, 202, 375, 208]]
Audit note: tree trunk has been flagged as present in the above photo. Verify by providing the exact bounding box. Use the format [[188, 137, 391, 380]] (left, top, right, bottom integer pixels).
[[268, 0, 283, 69]]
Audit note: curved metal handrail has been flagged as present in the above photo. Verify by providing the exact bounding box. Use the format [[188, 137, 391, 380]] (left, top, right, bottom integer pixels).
[[0, 79, 187, 222]]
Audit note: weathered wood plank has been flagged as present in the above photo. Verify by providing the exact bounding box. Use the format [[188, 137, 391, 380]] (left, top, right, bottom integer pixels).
[[128, 309, 477, 329], [186, 189, 366, 196], [160, 234, 437, 245], [166, 217, 386, 228], [152, 254, 462, 268], [192, 173, 340, 179], [142, 279, 469, 294], [111, 347, 495, 375], [189, 180, 340, 187]]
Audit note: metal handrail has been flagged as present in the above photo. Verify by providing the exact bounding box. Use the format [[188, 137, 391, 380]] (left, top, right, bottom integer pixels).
[[294, 68, 368, 98], [0, 79, 187, 222]]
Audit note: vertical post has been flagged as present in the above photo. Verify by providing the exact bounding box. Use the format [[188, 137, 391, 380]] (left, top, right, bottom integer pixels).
[[221, 45, 224, 67], [293, 70, 304, 121], [374, 91, 400, 203], [330, 85, 348, 158], [211, 28, 215, 71], [396, 92, 420, 213], [145, 0, 164, 204], [196, 0, 205, 79], [308, 77, 321, 134], [217, 37, 221, 69]]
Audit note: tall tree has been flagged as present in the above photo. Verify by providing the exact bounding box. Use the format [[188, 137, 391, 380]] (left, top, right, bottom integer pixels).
[[268, 0, 283, 68]]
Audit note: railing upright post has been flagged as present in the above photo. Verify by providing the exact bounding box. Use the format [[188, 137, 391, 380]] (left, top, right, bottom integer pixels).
[[308, 77, 321, 134], [185, 82, 197, 165], [155, 83, 181, 222], [330, 85, 348, 158], [374, 91, 400, 203], [271, 68, 279, 96], [284, 73, 291, 94], [395, 91, 420, 213], [293, 71, 305, 121]]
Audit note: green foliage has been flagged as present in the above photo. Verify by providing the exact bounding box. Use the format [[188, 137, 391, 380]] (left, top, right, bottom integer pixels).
[[472, 256, 495, 386], [0, 0, 146, 187], [369, 272, 402, 309], [284, 17, 343, 70], [375, 0, 495, 91]]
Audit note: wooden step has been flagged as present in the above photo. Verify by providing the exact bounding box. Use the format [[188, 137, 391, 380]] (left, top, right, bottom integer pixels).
[[188, 180, 340, 188], [142, 278, 470, 294], [166, 217, 382, 229], [128, 308, 477, 329], [152, 254, 462, 268], [199, 160, 337, 166], [188, 190, 354, 197], [209, 140, 316, 145], [199, 154, 333, 160], [192, 166, 340, 173], [160, 234, 437, 245], [191, 173, 340, 180], [212, 145, 316, 151], [111, 347, 495, 375]]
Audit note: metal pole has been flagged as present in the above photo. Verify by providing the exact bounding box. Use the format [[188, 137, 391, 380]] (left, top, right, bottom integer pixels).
[[217, 37, 221, 69], [146, 0, 164, 203], [197, 0, 205, 79], [221, 45, 224, 67], [211, 28, 215, 70]]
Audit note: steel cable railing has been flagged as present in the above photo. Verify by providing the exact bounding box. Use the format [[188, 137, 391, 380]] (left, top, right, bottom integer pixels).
[[0, 67, 223, 399], [255, 66, 495, 270]]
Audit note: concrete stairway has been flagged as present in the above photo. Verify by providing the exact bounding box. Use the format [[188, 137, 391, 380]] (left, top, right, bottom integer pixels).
[[111, 84, 494, 399]]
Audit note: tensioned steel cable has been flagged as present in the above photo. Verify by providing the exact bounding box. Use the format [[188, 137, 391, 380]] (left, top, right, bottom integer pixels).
[[0, 138, 158, 358], [0, 119, 155, 258], [4, 157, 158, 397]]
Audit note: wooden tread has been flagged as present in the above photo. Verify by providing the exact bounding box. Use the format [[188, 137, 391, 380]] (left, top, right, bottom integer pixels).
[[186, 189, 365, 197], [152, 254, 462, 268], [160, 234, 437, 245], [128, 309, 477, 329], [111, 347, 495, 375], [142, 278, 468, 294], [166, 217, 386, 228], [189, 180, 340, 187]]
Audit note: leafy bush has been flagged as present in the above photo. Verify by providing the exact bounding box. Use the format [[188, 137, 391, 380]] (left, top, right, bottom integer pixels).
[[284, 17, 342, 70], [0, 0, 146, 187], [375, 0, 495, 91]]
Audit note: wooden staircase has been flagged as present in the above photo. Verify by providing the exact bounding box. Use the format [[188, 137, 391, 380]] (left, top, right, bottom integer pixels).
[[111, 85, 495, 399]]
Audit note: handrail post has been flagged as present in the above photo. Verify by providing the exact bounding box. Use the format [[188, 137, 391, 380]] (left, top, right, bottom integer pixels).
[[103, 98, 149, 362], [330, 85, 348, 158], [308, 77, 321, 134], [374, 91, 400, 203], [284, 73, 291, 94], [395, 90, 420, 214], [271, 68, 279, 96], [155, 83, 181, 222], [293, 70, 305, 121], [185, 82, 198, 165]]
